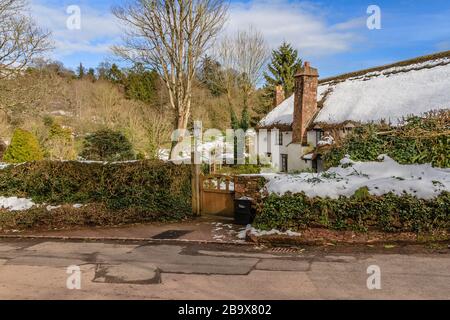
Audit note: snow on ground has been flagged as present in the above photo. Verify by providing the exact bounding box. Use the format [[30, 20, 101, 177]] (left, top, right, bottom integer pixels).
[[158, 149, 170, 161], [46, 205, 61, 211], [0, 197, 35, 211], [264, 155, 450, 200], [237, 224, 301, 239]]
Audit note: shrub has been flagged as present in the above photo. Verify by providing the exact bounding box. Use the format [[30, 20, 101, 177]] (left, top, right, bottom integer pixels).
[[2, 129, 44, 163], [323, 111, 450, 169], [254, 192, 450, 233], [80, 129, 135, 161], [43, 120, 76, 160], [0, 160, 192, 230], [0, 203, 185, 231]]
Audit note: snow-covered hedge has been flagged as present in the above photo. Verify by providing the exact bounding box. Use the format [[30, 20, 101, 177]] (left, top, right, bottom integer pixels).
[[254, 155, 450, 233], [264, 155, 449, 200]]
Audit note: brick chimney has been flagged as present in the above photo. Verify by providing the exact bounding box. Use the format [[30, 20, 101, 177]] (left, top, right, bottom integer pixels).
[[292, 61, 319, 144], [273, 84, 285, 108]]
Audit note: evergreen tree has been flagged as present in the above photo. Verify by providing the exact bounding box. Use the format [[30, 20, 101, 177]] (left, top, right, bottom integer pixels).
[[108, 64, 124, 84], [87, 68, 96, 80], [80, 129, 135, 161], [198, 55, 223, 96], [124, 63, 159, 104], [264, 42, 302, 97], [76, 62, 86, 79], [240, 105, 250, 131], [3, 129, 44, 163]]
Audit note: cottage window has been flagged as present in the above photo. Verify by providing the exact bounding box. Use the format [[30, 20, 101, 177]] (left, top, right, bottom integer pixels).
[[277, 132, 283, 145], [315, 130, 323, 144]]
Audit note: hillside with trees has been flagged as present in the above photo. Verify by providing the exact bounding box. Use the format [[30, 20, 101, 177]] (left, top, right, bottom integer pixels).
[[0, 0, 303, 162]]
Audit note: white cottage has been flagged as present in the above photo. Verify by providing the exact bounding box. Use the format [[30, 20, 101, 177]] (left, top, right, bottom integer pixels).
[[257, 51, 450, 172]]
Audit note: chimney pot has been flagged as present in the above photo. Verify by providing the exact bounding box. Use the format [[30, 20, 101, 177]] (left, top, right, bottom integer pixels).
[[273, 84, 285, 109]]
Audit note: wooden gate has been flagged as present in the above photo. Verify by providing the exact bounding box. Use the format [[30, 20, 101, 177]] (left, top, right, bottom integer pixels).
[[200, 174, 235, 217]]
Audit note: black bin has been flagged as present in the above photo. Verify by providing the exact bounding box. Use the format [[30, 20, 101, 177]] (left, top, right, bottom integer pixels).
[[234, 198, 254, 225]]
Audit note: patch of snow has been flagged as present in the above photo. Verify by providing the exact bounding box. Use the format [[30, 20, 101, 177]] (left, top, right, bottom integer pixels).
[[0, 197, 35, 211], [259, 94, 294, 127], [264, 155, 450, 199], [317, 135, 334, 146], [302, 153, 314, 160], [158, 149, 170, 161], [237, 224, 301, 239], [0, 163, 9, 170], [46, 205, 61, 211]]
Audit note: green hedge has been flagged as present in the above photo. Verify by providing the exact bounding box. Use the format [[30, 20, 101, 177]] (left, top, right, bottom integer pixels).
[[0, 160, 191, 217], [254, 191, 450, 233], [0, 203, 182, 230], [323, 112, 450, 169]]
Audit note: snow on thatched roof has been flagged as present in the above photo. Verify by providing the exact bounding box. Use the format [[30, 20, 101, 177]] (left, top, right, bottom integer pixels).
[[259, 51, 450, 128]]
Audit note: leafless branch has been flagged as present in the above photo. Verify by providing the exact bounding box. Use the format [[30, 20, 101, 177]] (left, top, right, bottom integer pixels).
[[112, 0, 228, 132]]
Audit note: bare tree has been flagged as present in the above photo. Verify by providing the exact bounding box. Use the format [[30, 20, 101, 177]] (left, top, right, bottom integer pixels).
[[112, 0, 228, 134], [214, 26, 268, 111], [0, 0, 52, 79]]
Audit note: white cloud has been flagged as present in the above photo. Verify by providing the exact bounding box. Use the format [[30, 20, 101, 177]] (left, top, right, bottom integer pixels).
[[29, 0, 365, 61], [30, 1, 121, 58], [227, 0, 365, 56]]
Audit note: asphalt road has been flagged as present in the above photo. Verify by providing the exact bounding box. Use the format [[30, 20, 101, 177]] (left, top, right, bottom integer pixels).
[[0, 239, 449, 299]]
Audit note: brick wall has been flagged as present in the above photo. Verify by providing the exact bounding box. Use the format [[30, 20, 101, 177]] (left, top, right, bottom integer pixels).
[[234, 175, 268, 209]]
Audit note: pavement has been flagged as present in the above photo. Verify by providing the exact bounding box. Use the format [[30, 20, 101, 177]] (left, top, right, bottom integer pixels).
[[2, 216, 247, 244], [0, 238, 449, 299]]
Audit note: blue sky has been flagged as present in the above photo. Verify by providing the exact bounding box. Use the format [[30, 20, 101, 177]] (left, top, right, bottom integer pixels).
[[30, 0, 450, 78]]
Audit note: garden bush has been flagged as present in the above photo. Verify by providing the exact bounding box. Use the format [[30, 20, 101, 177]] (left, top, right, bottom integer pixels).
[[0, 160, 192, 229], [323, 111, 450, 169], [43, 119, 76, 160], [0, 203, 181, 231], [80, 129, 135, 161], [2, 128, 44, 163], [254, 191, 450, 233]]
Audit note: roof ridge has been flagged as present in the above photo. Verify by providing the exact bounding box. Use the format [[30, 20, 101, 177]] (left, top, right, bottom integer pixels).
[[319, 50, 450, 84]]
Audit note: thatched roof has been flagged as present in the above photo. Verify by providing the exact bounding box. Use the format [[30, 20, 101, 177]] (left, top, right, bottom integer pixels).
[[259, 50, 450, 129]]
